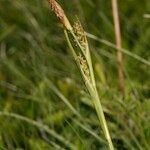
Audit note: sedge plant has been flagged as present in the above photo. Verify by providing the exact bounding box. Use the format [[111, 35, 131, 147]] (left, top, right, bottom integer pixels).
[[48, 0, 114, 149]]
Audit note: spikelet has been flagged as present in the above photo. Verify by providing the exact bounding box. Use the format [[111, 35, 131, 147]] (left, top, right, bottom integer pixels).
[[48, 0, 72, 31], [76, 54, 90, 81], [73, 18, 88, 51]]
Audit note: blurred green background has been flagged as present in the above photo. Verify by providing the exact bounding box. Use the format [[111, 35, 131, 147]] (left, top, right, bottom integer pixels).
[[0, 0, 150, 149]]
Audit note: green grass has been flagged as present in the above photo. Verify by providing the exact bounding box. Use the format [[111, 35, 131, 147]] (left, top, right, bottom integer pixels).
[[0, 0, 150, 149]]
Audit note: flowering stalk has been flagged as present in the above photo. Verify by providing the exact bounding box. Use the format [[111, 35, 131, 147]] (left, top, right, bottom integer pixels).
[[48, 0, 114, 149]]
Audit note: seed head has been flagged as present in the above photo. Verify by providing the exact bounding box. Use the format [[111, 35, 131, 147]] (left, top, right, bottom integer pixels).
[[73, 19, 88, 50], [48, 0, 72, 31], [76, 54, 90, 81]]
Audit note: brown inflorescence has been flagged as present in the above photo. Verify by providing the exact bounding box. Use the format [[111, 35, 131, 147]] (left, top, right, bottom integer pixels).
[[48, 0, 72, 30], [48, 0, 64, 21]]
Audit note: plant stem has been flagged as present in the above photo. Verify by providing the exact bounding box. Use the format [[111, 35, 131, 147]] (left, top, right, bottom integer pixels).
[[91, 90, 114, 150], [64, 30, 114, 150], [112, 0, 125, 96]]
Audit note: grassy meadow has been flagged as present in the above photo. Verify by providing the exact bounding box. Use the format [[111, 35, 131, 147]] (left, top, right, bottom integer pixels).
[[0, 0, 150, 149]]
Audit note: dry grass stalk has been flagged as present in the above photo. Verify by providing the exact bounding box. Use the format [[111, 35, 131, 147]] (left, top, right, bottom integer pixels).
[[112, 0, 125, 96]]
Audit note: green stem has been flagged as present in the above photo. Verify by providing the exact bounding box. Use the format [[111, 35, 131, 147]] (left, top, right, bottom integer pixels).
[[85, 41, 114, 150], [64, 30, 77, 59], [92, 90, 114, 150], [64, 29, 114, 150]]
